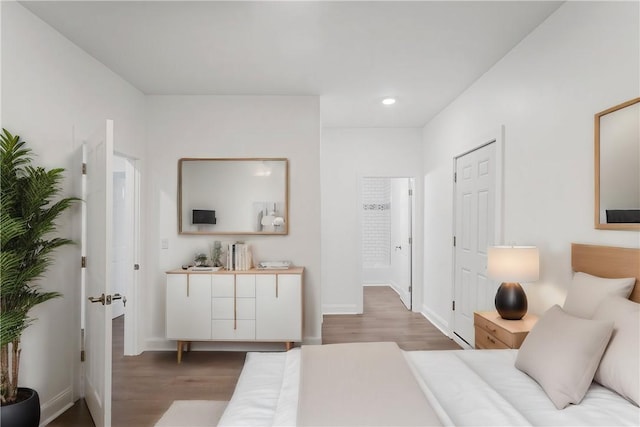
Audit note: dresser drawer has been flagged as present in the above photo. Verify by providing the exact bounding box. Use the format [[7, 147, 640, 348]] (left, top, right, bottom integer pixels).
[[474, 312, 516, 347], [474, 326, 509, 349], [212, 275, 235, 297], [235, 275, 256, 298], [212, 320, 255, 340]]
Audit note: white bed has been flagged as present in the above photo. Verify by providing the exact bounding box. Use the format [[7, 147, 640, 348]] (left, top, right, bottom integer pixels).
[[218, 244, 640, 426], [218, 347, 639, 426]]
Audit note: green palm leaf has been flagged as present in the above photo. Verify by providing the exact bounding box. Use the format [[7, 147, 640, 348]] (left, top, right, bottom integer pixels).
[[0, 128, 76, 403]]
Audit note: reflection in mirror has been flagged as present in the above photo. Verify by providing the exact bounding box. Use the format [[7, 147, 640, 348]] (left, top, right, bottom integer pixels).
[[595, 97, 640, 230], [179, 158, 288, 234]]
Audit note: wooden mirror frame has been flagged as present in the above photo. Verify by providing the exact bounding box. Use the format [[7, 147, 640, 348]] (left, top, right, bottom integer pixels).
[[594, 97, 640, 231]]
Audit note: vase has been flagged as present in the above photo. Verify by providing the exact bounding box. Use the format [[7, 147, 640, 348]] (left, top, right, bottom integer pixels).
[[0, 388, 40, 427]]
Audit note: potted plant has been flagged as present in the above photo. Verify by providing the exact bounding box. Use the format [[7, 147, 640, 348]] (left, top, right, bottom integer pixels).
[[0, 129, 77, 426]]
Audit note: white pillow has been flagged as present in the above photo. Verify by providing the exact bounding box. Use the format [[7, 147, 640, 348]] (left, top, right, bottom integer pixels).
[[563, 272, 635, 319], [515, 305, 614, 409], [592, 296, 640, 406]]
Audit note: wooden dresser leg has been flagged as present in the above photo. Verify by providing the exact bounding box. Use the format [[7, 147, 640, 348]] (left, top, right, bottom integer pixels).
[[177, 341, 183, 364], [285, 342, 293, 351]]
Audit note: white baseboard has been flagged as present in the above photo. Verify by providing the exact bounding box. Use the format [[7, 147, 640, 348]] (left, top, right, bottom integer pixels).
[[420, 305, 452, 338], [40, 387, 74, 427], [452, 333, 473, 350], [303, 336, 322, 345], [322, 304, 359, 315]]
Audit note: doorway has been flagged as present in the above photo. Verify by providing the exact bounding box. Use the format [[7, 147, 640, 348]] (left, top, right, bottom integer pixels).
[[360, 177, 414, 311], [111, 153, 140, 356], [452, 139, 501, 347]]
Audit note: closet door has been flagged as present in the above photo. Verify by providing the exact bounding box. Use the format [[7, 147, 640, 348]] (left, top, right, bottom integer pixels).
[[453, 142, 497, 347]]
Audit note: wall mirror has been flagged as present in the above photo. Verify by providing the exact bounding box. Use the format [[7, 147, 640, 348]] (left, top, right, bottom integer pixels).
[[179, 158, 288, 235], [595, 97, 640, 230]]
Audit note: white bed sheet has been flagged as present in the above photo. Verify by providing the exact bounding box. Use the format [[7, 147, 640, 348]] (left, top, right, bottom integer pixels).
[[217, 349, 300, 427], [407, 349, 640, 426], [218, 348, 640, 427]]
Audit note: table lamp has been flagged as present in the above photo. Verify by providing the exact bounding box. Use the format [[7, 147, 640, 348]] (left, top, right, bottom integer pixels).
[[487, 246, 539, 320]]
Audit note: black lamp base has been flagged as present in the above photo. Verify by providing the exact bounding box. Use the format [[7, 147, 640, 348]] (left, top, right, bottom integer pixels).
[[495, 282, 528, 320]]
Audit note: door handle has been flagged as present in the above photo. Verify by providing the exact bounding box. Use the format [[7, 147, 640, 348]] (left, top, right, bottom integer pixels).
[[88, 293, 126, 307], [112, 293, 127, 307], [88, 294, 106, 305]]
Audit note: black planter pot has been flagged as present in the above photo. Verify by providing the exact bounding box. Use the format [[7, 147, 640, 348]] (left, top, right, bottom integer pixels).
[[0, 388, 41, 427]]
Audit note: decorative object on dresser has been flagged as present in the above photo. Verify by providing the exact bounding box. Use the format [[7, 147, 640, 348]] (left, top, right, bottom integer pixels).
[[487, 246, 539, 320], [226, 242, 253, 271], [210, 240, 223, 268], [165, 267, 304, 363], [474, 310, 538, 349], [194, 252, 208, 267]]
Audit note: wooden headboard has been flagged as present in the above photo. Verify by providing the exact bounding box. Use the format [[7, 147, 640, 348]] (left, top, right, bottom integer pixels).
[[571, 243, 640, 303]]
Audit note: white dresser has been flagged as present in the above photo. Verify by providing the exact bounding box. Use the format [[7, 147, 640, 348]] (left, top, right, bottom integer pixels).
[[165, 267, 304, 362]]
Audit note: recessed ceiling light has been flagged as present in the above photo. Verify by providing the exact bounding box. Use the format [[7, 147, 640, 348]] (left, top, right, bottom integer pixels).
[[382, 98, 396, 106]]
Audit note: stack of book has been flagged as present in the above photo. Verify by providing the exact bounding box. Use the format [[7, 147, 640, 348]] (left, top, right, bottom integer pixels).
[[226, 242, 253, 271]]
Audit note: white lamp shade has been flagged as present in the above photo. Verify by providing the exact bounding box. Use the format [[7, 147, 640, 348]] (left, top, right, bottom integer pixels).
[[487, 246, 539, 283]]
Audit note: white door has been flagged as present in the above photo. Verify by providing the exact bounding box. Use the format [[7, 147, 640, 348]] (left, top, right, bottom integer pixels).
[[453, 142, 496, 346], [84, 120, 114, 427], [391, 178, 413, 310]]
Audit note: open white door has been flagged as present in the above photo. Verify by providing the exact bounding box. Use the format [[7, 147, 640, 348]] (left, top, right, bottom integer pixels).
[[391, 178, 413, 310], [83, 120, 114, 427]]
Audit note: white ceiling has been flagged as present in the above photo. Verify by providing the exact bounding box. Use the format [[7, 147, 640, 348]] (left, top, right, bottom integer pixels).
[[22, 1, 563, 128]]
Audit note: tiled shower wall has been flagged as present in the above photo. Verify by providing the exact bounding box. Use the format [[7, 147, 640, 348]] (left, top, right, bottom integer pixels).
[[362, 177, 391, 267]]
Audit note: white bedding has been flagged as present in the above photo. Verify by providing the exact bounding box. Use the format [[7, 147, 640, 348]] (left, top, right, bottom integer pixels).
[[218, 348, 640, 427]]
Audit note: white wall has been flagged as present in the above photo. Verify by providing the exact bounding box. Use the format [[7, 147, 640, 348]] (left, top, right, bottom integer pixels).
[[321, 128, 423, 314], [421, 1, 640, 334], [1, 2, 146, 423], [144, 95, 321, 346], [362, 177, 392, 283]]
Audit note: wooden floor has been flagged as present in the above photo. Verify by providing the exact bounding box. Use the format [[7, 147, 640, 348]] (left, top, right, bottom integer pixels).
[[323, 286, 460, 351], [48, 285, 458, 426]]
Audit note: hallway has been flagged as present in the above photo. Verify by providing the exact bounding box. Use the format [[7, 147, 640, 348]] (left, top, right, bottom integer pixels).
[[322, 286, 460, 351]]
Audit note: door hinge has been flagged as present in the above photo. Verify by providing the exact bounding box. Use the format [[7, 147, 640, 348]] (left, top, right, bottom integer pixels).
[[452, 301, 456, 311], [453, 236, 456, 247], [408, 286, 412, 293], [408, 237, 412, 244], [81, 256, 86, 268], [82, 163, 87, 175], [454, 172, 457, 183], [80, 350, 85, 362], [408, 188, 413, 196]]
